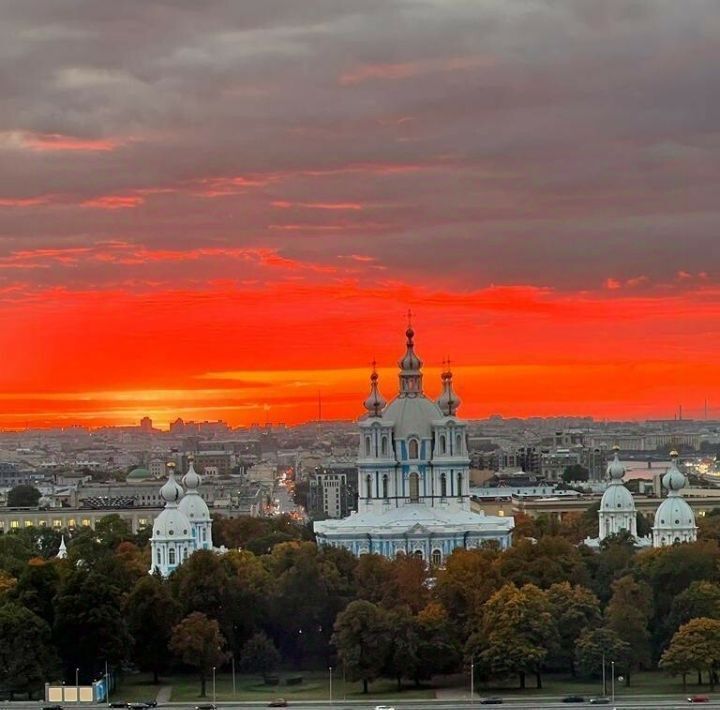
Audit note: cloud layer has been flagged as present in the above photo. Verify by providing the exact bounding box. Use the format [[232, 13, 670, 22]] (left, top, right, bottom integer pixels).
[[1, 0, 719, 426]]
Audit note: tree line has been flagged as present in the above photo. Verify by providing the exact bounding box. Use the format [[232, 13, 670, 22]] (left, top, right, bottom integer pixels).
[[4, 510, 720, 696]]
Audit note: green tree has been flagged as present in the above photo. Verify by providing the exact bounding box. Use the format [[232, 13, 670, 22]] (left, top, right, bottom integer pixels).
[[473, 583, 558, 689], [332, 600, 390, 694], [605, 575, 653, 685], [125, 576, 181, 683], [239, 631, 281, 676], [562, 465, 589, 483], [53, 570, 132, 682], [169, 612, 229, 697], [0, 603, 57, 698], [575, 627, 631, 680], [660, 618, 720, 690], [94, 515, 132, 548], [665, 581, 720, 645], [546, 582, 601, 675], [6, 485, 41, 507], [11, 559, 61, 626], [384, 606, 421, 689]]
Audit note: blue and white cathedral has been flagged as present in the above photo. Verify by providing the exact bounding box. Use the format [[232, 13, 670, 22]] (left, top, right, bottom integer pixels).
[[149, 457, 213, 577], [314, 326, 514, 565]]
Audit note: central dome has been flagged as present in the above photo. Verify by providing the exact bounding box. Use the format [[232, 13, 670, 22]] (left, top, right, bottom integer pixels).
[[383, 395, 444, 439], [600, 483, 635, 512]]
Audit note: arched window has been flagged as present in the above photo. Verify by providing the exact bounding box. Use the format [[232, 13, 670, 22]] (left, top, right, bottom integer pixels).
[[457, 472, 463, 498], [156, 549, 161, 565], [431, 549, 442, 567], [456, 433, 463, 452], [413, 549, 424, 560], [409, 472, 420, 502], [365, 436, 371, 456], [440, 472, 447, 498], [439, 434, 447, 454], [409, 439, 419, 459], [382, 474, 389, 499], [366, 474, 372, 499], [168, 548, 176, 565], [381, 436, 388, 456]]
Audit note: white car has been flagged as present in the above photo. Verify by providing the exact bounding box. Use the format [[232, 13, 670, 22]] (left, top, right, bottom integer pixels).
[[374, 706, 396, 710]]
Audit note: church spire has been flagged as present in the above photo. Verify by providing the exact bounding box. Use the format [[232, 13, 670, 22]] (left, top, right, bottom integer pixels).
[[57, 535, 67, 560], [363, 360, 387, 417], [398, 319, 423, 397], [437, 357, 461, 416]]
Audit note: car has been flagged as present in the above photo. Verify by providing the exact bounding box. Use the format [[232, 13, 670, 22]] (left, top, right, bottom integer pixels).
[[268, 701, 288, 708], [562, 696, 585, 704], [43, 705, 64, 710], [194, 705, 216, 710], [108, 704, 127, 709], [128, 704, 151, 710], [374, 706, 395, 710], [688, 697, 710, 704], [479, 699, 504, 705], [589, 699, 610, 705], [142, 703, 157, 709]]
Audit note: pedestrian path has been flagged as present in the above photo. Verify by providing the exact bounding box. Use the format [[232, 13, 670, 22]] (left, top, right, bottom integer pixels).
[[155, 686, 172, 703]]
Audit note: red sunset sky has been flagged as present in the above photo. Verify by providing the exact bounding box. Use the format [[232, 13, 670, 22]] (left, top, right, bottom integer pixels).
[[1, 1, 719, 428]]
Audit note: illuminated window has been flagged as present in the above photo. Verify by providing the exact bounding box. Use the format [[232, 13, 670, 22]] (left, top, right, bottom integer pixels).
[[10, 520, 19, 529], [68, 519, 76, 528], [39, 520, 47, 527], [81, 519, 91, 527], [53, 520, 62, 528], [25, 520, 33, 527]]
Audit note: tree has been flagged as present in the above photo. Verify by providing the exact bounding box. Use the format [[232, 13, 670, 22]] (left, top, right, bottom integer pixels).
[[660, 618, 720, 690], [384, 606, 421, 689], [332, 600, 390, 694], [0, 603, 57, 698], [6, 485, 41, 507], [11, 559, 60, 626], [605, 575, 653, 685], [546, 582, 601, 675], [575, 627, 631, 680], [562, 465, 589, 483], [125, 576, 181, 683], [435, 547, 503, 629], [53, 570, 132, 682], [95, 514, 132, 548], [170, 612, 229, 697], [239, 631, 281, 676], [473, 583, 558, 689], [416, 602, 461, 679]]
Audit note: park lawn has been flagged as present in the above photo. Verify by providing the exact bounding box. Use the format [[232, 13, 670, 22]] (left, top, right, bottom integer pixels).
[[117, 671, 436, 701], [477, 670, 712, 698]]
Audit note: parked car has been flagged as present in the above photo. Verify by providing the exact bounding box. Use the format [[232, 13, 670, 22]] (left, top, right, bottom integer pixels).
[[562, 696, 585, 703], [374, 706, 396, 710], [479, 698, 503, 705], [688, 696, 710, 704], [268, 701, 288, 708], [194, 705, 216, 710], [128, 704, 151, 710], [108, 703, 127, 709], [43, 705, 64, 710], [589, 699, 610, 705]]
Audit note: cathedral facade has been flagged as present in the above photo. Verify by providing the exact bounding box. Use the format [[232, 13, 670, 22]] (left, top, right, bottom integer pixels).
[[314, 326, 514, 565]]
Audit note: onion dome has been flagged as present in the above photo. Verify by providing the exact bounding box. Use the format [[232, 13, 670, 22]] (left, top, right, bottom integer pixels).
[[398, 325, 424, 396], [181, 456, 201, 492], [160, 462, 183, 504], [363, 362, 387, 417], [607, 447, 626, 480], [437, 360, 462, 416], [662, 451, 687, 493]]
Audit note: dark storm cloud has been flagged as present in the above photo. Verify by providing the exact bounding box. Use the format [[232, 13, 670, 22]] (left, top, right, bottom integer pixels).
[[1, 0, 720, 292]]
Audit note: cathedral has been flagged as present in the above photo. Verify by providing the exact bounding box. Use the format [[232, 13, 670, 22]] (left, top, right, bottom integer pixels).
[[314, 326, 515, 565], [149, 457, 213, 577], [585, 448, 697, 549]]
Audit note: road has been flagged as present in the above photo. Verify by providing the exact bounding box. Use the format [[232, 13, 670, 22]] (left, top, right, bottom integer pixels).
[[7, 698, 720, 710]]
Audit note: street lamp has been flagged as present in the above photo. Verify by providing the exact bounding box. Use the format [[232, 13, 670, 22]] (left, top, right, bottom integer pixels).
[[470, 657, 475, 704], [75, 668, 79, 703], [329, 666, 333, 705], [611, 660, 615, 704], [212, 666, 216, 708]]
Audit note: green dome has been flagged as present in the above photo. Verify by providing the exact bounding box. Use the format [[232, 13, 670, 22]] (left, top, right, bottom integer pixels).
[[127, 467, 152, 480]]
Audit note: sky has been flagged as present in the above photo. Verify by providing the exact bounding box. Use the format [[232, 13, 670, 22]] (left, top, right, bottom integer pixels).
[[1, 0, 720, 429]]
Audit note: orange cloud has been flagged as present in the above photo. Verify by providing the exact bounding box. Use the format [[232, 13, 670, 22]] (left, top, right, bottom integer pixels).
[[16, 132, 122, 152], [339, 56, 494, 86]]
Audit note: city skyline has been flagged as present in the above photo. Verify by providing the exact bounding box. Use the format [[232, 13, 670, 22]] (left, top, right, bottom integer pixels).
[[2, 1, 720, 428]]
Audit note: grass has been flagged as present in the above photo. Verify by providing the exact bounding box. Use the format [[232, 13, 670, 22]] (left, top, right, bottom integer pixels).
[[116, 671, 436, 702], [116, 669, 716, 702]]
